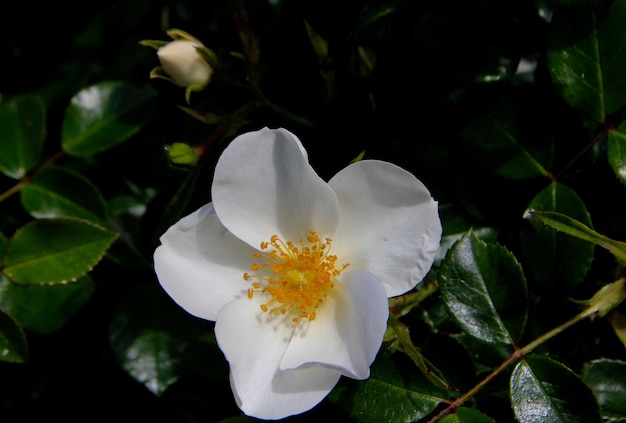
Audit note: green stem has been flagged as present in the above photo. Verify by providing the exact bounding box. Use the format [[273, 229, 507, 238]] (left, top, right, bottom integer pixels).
[[389, 279, 438, 316]]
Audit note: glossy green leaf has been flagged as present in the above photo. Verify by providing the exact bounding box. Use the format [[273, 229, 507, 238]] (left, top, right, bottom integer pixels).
[[521, 183, 594, 292], [2, 218, 118, 285], [0, 94, 46, 179], [61, 81, 156, 156], [462, 91, 553, 179], [547, 0, 626, 123], [583, 359, 626, 421], [439, 407, 497, 423], [109, 284, 206, 396], [329, 357, 447, 423], [608, 128, 626, 188], [0, 308, 27, 363], [439, 232, 528, 344], [0, 274, 94, 334], [510, 356, 601, 423], [436, 204, 499, 267], [20, 166, 107, 224]]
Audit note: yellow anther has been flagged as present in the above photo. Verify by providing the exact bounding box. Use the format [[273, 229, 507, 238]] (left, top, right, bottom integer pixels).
[[245, 231, 349, 323]]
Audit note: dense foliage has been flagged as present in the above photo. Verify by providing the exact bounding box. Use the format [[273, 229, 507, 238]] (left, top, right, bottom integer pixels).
[[1, 0, 626, 421]]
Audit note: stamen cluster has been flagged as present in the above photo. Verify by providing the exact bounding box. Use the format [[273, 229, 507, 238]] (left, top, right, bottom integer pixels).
[[245, 230, 348, 323]]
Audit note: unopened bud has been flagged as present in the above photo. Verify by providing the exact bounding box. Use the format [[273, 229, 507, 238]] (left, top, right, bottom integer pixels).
[[156, 40, 213, 88], [141, 29, 218, 103], [165, 142, 198, 167]]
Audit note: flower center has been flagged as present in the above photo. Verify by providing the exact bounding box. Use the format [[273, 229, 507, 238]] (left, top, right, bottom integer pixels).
[[245, 230, 349, 323]]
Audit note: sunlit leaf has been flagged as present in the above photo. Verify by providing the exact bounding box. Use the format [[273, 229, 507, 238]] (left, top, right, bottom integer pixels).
[[608, 128, 626, 188], [521, 182, 594, 292], [109, 284, 206, 396], [2, 218, 118, 285], [0, 274, 94, 334], [0, 94, 46, 179], [20, 166, 107, 224], [547, 0, 626, 123], [61, 81, 156, 156], [583, 359, 626, 421], [329, 357, 447, 423], [439, 232, 528, 344], [0, 308, 27, 363], [528, 210, 626, 267], [510, 356, 601, 423], [462, 90, 553, 179]]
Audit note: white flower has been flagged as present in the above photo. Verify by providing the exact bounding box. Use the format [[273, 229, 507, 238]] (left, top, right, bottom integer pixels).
[[156, 39, 213, 88], [153, 127, 442, 419]]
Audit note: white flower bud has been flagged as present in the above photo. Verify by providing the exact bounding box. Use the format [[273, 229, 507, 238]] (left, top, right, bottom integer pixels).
[[157, 40, 213, 88]]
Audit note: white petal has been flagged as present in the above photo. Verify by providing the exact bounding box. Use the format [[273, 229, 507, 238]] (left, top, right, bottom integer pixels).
[[280, 269, 389, 380], [153, 203, 256, 321], [215, 296, 341, 419], [212, 127, 339, 249], [328, 160, 442, 297]]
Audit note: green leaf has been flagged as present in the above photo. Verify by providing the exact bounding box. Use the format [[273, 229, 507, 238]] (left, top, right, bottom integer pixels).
[[109, 284, 206, 396], [1, 217, 118, 285], [329, 357, 447, 423], [577, 278, 626, 318], [462, 90, 554, 179], [20, 166, 107, 224], [0, 94, 46, 179], [0, 308, 27, 363], [61, 81, 156, 156], [439, 407, 497, 423], [521, 183, 595, 292], [0, 274, 94, 334], [105, 193, 154, 269], [527, 209, 626, 267], [608, 128, 626, 188], [547, 0, 626, 123], [510, 356, 601, 423], [439, 232, 528, 344], [583, 359, 626, 421]]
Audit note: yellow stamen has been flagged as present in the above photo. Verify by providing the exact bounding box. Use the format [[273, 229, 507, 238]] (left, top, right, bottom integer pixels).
[[244, 230, 349, 323]]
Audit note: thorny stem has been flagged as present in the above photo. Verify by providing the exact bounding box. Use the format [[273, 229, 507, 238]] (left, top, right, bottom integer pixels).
[[555, 107, 626, 181], [426, 298, 611, 422], [228, 0, 315, 129]]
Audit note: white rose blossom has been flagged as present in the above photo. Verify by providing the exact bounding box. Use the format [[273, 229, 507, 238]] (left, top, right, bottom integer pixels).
[[153, 127, 442, 419]]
